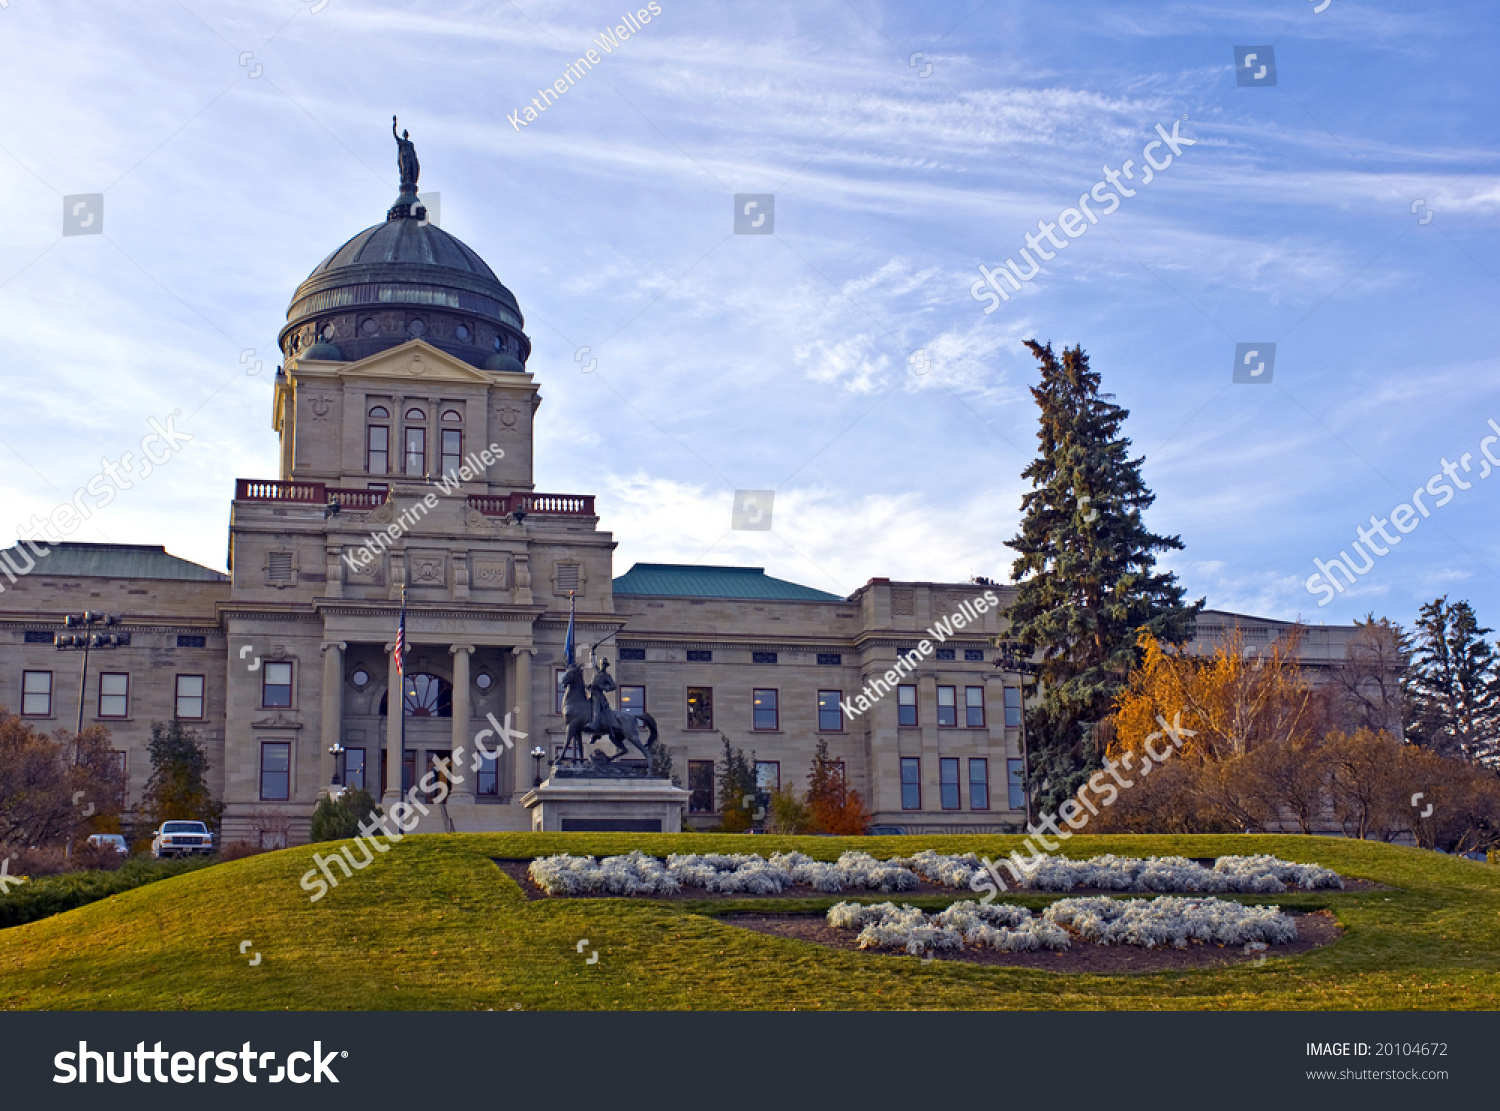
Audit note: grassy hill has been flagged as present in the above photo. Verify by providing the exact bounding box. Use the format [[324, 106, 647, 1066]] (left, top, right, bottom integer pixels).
[[1, 833, 1495, 1010]]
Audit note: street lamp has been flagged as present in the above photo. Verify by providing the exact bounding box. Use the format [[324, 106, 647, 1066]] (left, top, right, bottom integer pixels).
[[328, 741, 346, 800], [530, 746, 547, 788], [54, 612, 125, 738], [994, 638, 1037, 829]]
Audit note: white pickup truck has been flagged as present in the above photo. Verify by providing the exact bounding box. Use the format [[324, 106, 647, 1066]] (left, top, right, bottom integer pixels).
[[151, 821, 215, 858]]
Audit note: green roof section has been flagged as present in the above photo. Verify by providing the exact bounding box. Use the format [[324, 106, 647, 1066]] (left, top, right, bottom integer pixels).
[[612, 563, 845, 602], [0, 543, 229, 582]]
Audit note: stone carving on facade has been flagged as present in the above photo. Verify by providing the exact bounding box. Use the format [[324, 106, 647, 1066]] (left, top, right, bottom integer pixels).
[[471, 555, 512, 590], [308, 396, 331, 422], [409, 553, 446, 586], [464, 507, 498, 530], [250, 712, 303, 731], [343, 547, 384, 585], [892, 588, 915, 615], [497, 405, 523, 431], [369, 501, 397, 526]]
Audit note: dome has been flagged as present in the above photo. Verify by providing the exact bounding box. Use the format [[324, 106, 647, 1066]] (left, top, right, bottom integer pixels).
[[280, 190, 531, 372]]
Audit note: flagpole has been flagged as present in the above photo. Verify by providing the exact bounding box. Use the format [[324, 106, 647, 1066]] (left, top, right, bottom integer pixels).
[[398, 582, 407, 791]]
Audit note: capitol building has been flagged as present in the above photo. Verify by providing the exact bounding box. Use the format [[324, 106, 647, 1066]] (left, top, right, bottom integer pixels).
[[0, 147, 1364, 845]]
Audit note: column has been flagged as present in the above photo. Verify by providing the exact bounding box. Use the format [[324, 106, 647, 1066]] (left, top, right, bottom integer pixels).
[[449, 644, 475, 801], [511, 646, 534, 798], [384, 642, 403, 803], [320, 641, 346, 794]]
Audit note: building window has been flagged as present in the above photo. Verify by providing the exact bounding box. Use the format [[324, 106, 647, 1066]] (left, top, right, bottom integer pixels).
[[98, 673, 129, 718], [940, 757, 961, 810], [686, 687, 714, 729], [555, 668, 567, 714], [686, 649, 712, 662], [177, 634, 206, 648], [402, 674, 452, 718], [756, 760, 780, 794], [816, 652, 842, 666], [555, 564, 580, 593], [367, 423, 389, 474], [1004, 686, 1022, 728], [24, 630, 54, 643], [620, 685, 646, 716], [21, 670, 52, 717], [752, 651, 778, 664], [936, 648, 956, 661], [260, 742, 290, 801], [897, 685, 918, 727], [752, 688, 778, 730], [441, 428, 462, 476], [969, 758, 990, 810], [404, 425, 426, 475], [817, 690, 842, 732], [262, 661, 293, 708], [343, 747, 366, 791], [1008, 758, 1026, 810], [965, 685, 985, 728], [175, 675, 205, 720], [900, 757, 921, 810], [688, 759, 715, 813], [476, 752, 499, 795], [619, 648, 646, 661], [267, 552, 293, 583], [936, 685, 957, 727], [108, 750, 127, 807], [965, 649, 985, 662]]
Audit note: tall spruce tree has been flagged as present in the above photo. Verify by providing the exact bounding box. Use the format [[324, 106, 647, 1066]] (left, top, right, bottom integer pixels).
[[1005, 342, 1201, 813], [1410, 596, 1499, 766]]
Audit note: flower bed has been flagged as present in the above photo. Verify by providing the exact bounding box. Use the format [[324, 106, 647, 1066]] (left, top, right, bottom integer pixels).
[[825, 896, 1297, 955], [902, 851, 1342, 894]]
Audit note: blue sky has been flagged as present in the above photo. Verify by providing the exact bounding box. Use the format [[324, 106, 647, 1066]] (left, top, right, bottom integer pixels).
[[1, 0, 1497, 635]]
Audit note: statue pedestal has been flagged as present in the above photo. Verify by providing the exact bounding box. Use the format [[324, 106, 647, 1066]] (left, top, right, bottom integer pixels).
[[521, 776, 689, 833]]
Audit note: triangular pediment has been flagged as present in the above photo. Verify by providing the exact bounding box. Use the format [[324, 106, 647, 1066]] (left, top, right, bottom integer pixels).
[[298, 340, 504, 385]]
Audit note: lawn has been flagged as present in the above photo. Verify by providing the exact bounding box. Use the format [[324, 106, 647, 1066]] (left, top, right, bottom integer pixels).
[[0, 833, 1494, 1010]]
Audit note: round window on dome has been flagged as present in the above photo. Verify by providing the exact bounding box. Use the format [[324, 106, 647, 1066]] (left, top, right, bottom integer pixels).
[[320, 324, 337, 343], [408, 319, 426, 337], [361, 317, 378, 336], [455, 324, 470, 342], [493, 336, 504, 353]]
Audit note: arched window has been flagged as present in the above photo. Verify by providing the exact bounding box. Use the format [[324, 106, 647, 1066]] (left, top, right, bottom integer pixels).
[[442, 409, 462, 422], [377, 674, 453, 718], [367, 407, 390, 473], [441, 411, 463, 476], [405, 408, 425, 421], [404, 409, 426, 475]]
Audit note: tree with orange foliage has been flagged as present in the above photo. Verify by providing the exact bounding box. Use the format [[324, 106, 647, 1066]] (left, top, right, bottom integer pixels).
[[806, 740, 871, 835]]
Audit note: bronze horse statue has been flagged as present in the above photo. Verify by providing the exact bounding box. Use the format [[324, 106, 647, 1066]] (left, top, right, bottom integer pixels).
[[558, 662, 658, 765]]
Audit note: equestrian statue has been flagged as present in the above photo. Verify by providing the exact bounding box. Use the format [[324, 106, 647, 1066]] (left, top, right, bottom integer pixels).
[[558, 658, 658, 767]]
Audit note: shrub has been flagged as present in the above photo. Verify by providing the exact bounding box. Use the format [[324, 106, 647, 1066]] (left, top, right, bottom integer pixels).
[[0, 857, 210, 930], [309, 788, 382, 843]]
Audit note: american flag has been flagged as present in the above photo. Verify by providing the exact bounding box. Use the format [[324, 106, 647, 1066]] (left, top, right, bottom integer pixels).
[[394, 586, 407, 677]]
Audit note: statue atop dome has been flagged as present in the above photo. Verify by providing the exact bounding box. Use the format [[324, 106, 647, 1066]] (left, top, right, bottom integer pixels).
[[393, 115, 419, 192]]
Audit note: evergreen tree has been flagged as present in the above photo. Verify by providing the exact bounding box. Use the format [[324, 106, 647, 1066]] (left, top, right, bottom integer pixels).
[[715, 733, 758, 832], [309, 788, 382, 842], [1005, 341, 1201, 813], [143, 720, 223, 829], [1410, 597, 1500, 766]]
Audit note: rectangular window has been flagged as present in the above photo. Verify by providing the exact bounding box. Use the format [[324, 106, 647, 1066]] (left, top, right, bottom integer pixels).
[[260, 742, 290, 801], [23, 630, 53, 644], [262, 661, 292, 708], [555, 668, 568, 715], [752, 651, 778, 664], [175, 674, 205, 720], [817, 690, 843, 732], [367, 424, 389, 474], [969, 758, 989, 811], [940, 757, 960, 810], [619, 648, 646, 661], [965, 685, 985, 728], [404, 426, 425, 475], [752, 688, 778, 730], [619, 685, 646, 716], [21, 670, 52, 717], [1004, 686, 1022, 728], [688, 759, 715, 813], [936, 685, 957, 727], [686, 649, 712, 662], [343, 747, 366, 791], [965, 649, 985, 662], [1008, 758, 1026, 811], [755, 760, 780, 793], [476, 752, 498, 795], [402, 749, 415, 795], [816, 653, 841, 666], [935, 648, 956, 661], [900, 757, 921, 810], [686, 687, 714, 729], [176, 634, 206, 648], [897, 684, 918, 727], [441, 428, 462, 476], [98, 672, 129, 718]]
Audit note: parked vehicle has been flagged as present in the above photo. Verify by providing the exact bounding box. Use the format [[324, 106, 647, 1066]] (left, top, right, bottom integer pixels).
[[866, 825, 909, 836], [151, 821, 214, 858], [86, 833, 128, 855]]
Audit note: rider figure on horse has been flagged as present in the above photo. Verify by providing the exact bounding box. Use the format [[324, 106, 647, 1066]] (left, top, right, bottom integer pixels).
[[587, 658, 616, 739]]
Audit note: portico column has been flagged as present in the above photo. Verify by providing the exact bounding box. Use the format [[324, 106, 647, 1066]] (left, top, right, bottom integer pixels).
[[384, 642, 403, 803], [512, 646, 535, 799], [320, 641, 346, 795], [449, 644, 476, 801]]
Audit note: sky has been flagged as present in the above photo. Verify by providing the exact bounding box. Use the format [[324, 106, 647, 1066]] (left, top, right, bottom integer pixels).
[[0, 0, 1497, 635]]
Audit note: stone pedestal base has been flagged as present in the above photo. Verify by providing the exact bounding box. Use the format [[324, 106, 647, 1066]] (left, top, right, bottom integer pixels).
[[521, 777, 689, 833]]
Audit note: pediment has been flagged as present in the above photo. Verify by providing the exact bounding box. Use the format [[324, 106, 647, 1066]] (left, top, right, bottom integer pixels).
[[310, 340, 502, 385]]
